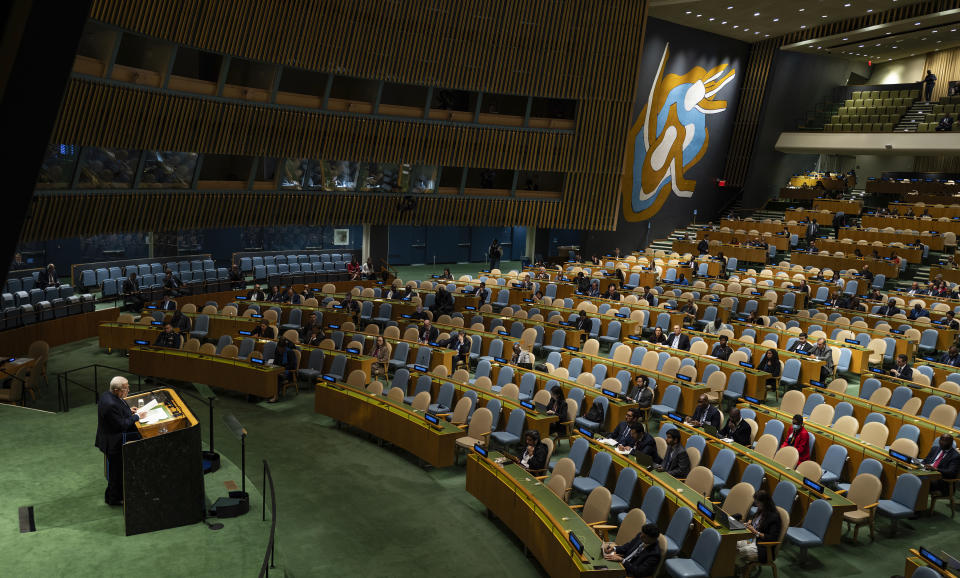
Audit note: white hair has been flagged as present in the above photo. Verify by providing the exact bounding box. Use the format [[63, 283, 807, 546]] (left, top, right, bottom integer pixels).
[[109, 376, 129, 392]]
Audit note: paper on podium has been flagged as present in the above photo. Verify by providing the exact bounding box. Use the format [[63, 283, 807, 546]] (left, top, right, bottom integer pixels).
[[140, 407, 168, 425], [141, 398, 159, 412]]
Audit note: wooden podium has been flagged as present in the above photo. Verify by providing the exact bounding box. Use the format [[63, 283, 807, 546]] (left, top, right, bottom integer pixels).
[[121, 388, 204, 536]]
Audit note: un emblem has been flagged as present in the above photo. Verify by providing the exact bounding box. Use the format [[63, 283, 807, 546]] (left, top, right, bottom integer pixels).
[[622, 44, 736, 222]]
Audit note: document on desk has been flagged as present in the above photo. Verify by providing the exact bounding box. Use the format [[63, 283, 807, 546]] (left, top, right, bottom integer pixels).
[[140, 407, 168, 424], [140, 398, 159, 412], [598, 438, 618, 447]]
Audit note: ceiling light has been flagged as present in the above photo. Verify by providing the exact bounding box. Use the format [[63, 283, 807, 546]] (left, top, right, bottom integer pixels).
[[686, 10, 691, 14], [800, 24, 806, 28], [821, 14, 828, 18], [753, 12, 760, 16], [867, 9, 873, 12], [696, 13, 701, 17], [773, 18, 779, 22], [722, 21, 727, 24], [932, 30, 937, 33], [727, 5, 733, 9], [754, 31, 759, 34], [764, 33, 770, 37], [892, 45, 898, 49], [733, 24, 739, 28], [842, 37, 848, 40], [709, 17, 715, 21], [744, 27, 749, 31], [952, 29, 957, 32], [915, 22, 922, 25], [844, 2, 851, 6], [858, 44, 864, 47], [798, 8, 805, 11]]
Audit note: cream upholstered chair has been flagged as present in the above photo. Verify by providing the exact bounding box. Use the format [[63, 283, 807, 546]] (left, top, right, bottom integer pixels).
[[447, 396, 473, 425], [832, 416, 859, 436], [929, 404, 958, 427], [547, 474, 569, 502], [411, 391, 431, 412], [365, 381, 383, 396], [685, 466, 714, 498], [889, 437, 919, 459], [842, 473, 883, 542], [868, 387, 892, 405], [859, 422, 889, 447], [754, 434, 779, 458], [773, 446, 799, 469], [455, 407, 493, 455], [796, 460, 822, 481], [387, 387, 405, 403], [721, 482, 756, 520], [199, 343, 216, 355], [779, 390, 805, 416], [900, 397, 922, 416], [686, 446, 702, 470], [808, 404, 835, 426], [573, 486, 612, 529], [347, 369, 367, 388]]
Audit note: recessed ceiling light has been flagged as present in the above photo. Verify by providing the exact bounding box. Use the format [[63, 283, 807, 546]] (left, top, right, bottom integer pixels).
[[842, 37, 848, 40], [727, 5, 733, 9], [844, 2, 850, 6], [686, 10, 691, 14], [801, 24, 806, 28], [891, 45, 898, 49], [821, 14, 828, 18], [696, 13, 701, 17], [915, 22, 922, 25], [744, 27, 749, 31], [798, 8, 805, 12], [753, 11, 760, 16], [932, 30, 938, 33], [867, 8, 873, 12], [764, 33, 769, 37], [733, 24, 739, 28], [709, 17, 715, 21], [754, 31, 759, 34], [858, 44, 864, 47], [875, 43, 880, 46], [722, 21, 727, 24], [773, 18, 779, 22]]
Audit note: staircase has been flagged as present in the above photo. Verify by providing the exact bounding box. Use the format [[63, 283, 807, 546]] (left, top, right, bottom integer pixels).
[[894, 101, 933, 132]]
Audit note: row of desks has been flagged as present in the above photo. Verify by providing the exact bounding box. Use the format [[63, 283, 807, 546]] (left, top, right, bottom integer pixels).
[[812, 238, 923, 264], [861, 214, 960, 235], [785, 209, 842, 226], [743, 401, 940, 504], [838, 228, 945, 251], [865, 180, 960, 196], [888, 202, 960, 219], [672, 240, 768, 264], [790, 252, 901, 278], [695, 230, 789, 250], [803, 386, 960, 456], [719, 219, 806, 236]]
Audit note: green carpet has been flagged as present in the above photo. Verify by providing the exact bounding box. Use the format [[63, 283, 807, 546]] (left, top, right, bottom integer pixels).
[[1, 403, 269, 578], [5, 323, 960, 576]]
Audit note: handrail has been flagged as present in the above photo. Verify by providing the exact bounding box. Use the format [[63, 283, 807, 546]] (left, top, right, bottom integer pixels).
[[56, 363, 145, 412], [259, 459, 277, 577]]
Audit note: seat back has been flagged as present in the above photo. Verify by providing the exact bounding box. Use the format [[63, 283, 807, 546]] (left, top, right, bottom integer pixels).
[[616, 508, 647, 545], [568, 437, 589, 474], [711, 448, 736, 485], [721, 482, 756, 520], [801, 499, 833, 540], [689, 528, 722, 574], [581, 486, 612, 525], [686, 466, 714, 498], [640, 485, 665, 524]]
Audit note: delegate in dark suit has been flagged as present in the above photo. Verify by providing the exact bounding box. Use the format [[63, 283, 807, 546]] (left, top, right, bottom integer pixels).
[[94, 388, 142, 504], [691, 404, 722, 429], [922, 442, 960, 495], [719, 417, 752, 446], [631, 432, 660, 465], [614, 534, 661, 578], [661, 444, 691, 478], [419, 325, 439, 343], [610, 421, 636, 447], [667, 332, 691, 351], [522, 442, 549, 472]]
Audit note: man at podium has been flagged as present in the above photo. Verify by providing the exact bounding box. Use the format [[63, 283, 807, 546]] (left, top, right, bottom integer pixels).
[[95, 376, 147, 506]]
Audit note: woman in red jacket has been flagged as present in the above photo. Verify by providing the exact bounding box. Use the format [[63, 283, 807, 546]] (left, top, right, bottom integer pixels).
[[780, 414, 810, 463]]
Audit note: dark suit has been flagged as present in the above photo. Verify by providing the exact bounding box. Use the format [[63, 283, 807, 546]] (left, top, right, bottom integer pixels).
[[153, 331, 181, 349], [711, 343, 733, 361], [37, 268, 58, 289], [667, 332, 690, 351], [94, 390, 141, 504], [122, 278, 144, 311], [662, 444, 690, 478], [877, 305, 900, 316], [891, 363, 913, 381], [610, 421, 636, 447], [788, 340, 813, 355], [691, 404, 721, 429], [626, 386, 653, 408], [420, 326, 439, 343], [922, 445, 960, 495], [940, 352, 960, 367], [614, 536, 661, 578], [160, 299, 177, 311], [719, 418, 751, 446], [522, 442, 548, 471], [247, 289, 266, 301], [632, 433, 659, 465]]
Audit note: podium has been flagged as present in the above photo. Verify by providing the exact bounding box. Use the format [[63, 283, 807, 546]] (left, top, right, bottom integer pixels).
[[122, 388, 204, 536]]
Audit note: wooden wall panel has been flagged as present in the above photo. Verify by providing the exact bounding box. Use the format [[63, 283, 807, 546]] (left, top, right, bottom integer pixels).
[[21, 192, 572, 241], [89, 0, 644, 101], [51, 0, 650, 233], [924, 45, 960, 102]]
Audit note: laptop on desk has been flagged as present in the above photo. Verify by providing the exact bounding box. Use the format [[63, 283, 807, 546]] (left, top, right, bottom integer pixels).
[[713, 507, 746, 531]]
